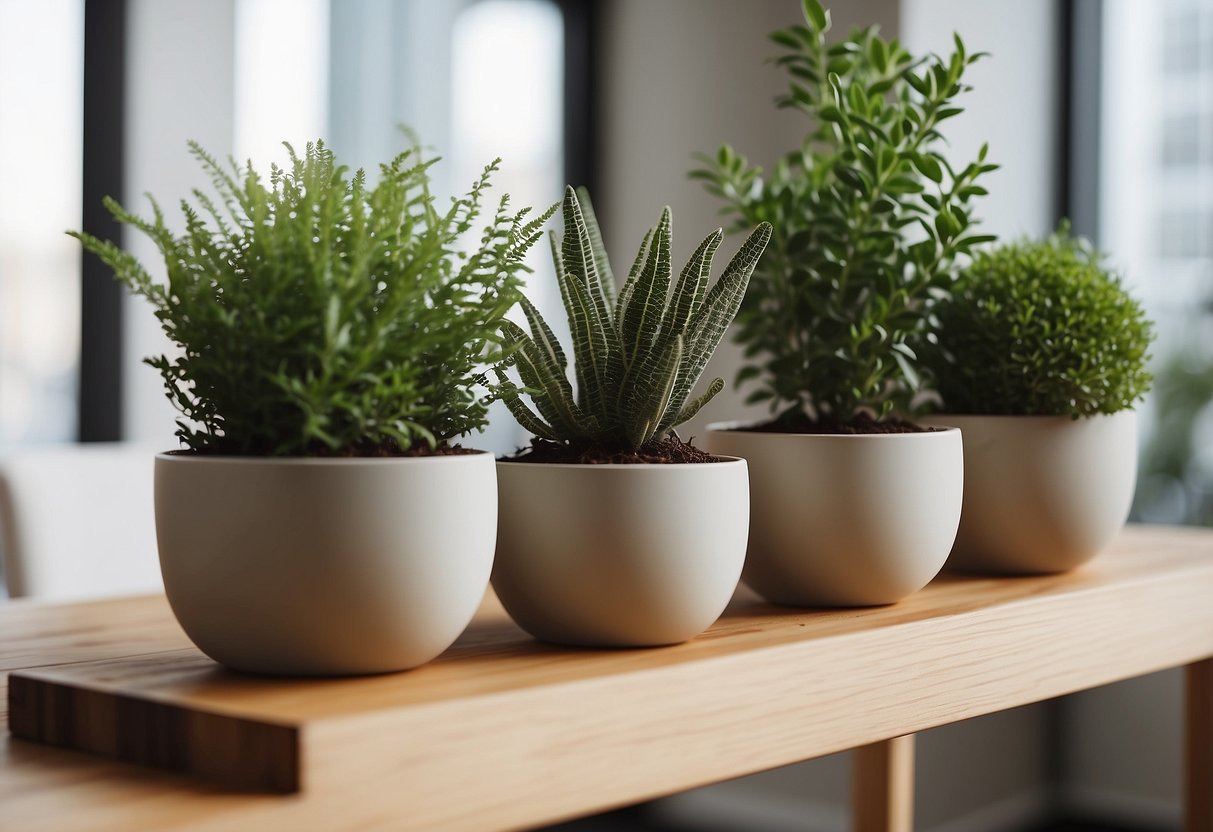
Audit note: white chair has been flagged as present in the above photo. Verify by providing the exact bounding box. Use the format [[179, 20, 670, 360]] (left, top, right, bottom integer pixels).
[[0, 443, 162, 600]]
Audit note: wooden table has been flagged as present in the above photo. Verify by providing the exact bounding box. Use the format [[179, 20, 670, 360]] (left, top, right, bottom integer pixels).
[[3, 524, 1213, 832]]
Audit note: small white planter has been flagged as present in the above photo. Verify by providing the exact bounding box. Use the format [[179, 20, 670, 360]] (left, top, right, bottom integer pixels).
[[707, 424, 962, 606], [155, 451, 497, 675], [920, 412, 1138, 574], [492, 458, 749, 646]]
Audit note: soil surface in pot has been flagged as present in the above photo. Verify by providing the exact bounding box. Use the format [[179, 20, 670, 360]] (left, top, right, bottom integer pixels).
[[501, 437, 718, 464], [733, 413, 937, 435], [164, 442, 481, 458]]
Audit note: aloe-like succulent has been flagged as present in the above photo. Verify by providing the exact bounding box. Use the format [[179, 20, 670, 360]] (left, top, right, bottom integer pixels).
[[497, 186, 772, 451]]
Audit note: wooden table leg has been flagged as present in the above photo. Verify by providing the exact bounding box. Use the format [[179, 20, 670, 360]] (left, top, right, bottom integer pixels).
[[854, 734, 915, 832], [1188, 659, 1213, 832]]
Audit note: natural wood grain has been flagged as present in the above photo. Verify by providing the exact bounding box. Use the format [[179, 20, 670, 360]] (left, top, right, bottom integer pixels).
[[8, 677, 298, 792], [2, 524, 1212, 832], [854, 735, 914, 832], [1187, 658, 1213, 832]]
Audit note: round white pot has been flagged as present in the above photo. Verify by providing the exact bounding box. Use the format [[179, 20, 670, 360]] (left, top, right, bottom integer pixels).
[[492, 457, 749, 647], [155, 451, 497, 675], [919, 412, 1138, 574], [706, 424, 963, 606]]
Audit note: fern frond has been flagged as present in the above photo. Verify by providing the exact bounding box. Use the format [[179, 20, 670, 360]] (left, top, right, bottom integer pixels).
[[73, 137, 537, 455]]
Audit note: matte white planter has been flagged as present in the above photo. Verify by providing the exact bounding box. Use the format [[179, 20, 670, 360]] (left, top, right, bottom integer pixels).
[[920, 412, 1138, 574], [155, 451, 497, 675], [492, 458, 749, 646], [706, 424, 963, 606]]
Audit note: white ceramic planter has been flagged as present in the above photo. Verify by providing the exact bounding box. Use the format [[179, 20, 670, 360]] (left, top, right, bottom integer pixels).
[[706, 424, 962, 606], [492, 458, 749, 647], [155, 451, 497, 675], [920, 412, 1138, 574]]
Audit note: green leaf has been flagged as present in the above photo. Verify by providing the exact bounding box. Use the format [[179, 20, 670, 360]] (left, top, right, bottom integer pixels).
[[665, 228, 724, 339], [500, 321, 587, 436], [913, 154, 943, 183], [560, 190, 627, 418], [620, 206, 673, 368], [574, 186, 617, 308], [671, 377, 725, 427], [615, 226, 655, 326], [625, 334, 684, 449], [493, 371, 561, 441], [801, 0, 828, 32]]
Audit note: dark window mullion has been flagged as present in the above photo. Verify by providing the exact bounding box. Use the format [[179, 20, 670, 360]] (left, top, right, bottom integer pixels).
[[556, 0, 601, 199], [79, 0, 127, 442], [1061, 0, 1103, 240]]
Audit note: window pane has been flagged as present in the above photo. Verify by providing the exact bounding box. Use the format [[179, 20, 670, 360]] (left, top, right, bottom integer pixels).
[[234, 0, 329, 166], [1103, 0, 1213, 523], [0, 0, 84, 444], [450, 0, 565, 453]]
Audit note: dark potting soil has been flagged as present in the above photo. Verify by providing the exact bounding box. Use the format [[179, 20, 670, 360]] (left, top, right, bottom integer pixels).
[[733, 412, 939, 435], [502, 436, 719, 465]]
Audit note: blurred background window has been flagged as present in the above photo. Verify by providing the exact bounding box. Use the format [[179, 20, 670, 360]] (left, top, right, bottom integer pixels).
[[1101, 0, 1213, 525], [0, 0, 84, 445], [26, 0, 573, 453]]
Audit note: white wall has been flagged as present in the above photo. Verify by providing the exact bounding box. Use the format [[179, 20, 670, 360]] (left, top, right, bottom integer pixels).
[[598, 0, 828, 441], [1061, 670, 1183, 827], [901, 0, 1061, 240]]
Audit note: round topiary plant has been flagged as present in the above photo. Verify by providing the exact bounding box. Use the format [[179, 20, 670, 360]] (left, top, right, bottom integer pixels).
[[926, 224, 1154, 417]]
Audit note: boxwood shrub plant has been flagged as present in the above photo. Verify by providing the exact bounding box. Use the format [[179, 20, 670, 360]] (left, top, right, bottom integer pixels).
[[693, 0, 997, 428], [73, 140, 551, 456], [496, 186, 772, 461], [924, 224, 1154, 417]]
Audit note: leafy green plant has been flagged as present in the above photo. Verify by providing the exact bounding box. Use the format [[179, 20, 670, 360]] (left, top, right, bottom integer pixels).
[[692, 0, 997, 425], [72, 140, 551, 455], [496, 186, 772, 451], [924, 224, 1154, 417]]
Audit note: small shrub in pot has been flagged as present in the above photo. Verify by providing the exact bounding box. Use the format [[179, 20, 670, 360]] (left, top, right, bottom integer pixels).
[[691, 1, 985, 605], [72, 140, 552, 674], [926, 223, 1152, 418], [692, 0, 996, 428], [923, 224, 1155, 573]]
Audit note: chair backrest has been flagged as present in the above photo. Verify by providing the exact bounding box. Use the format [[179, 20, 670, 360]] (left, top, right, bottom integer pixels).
[[0, 443, 162, 600]]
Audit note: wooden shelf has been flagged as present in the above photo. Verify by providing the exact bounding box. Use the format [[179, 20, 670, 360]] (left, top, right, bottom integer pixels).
[[4, 524, 1213, 831]]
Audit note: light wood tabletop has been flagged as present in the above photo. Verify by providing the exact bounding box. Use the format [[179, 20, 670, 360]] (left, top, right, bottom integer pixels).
[[3, 524, 1213, 832]]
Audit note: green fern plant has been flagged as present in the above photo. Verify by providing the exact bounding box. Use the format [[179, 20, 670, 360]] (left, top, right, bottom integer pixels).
[[71, 140, 552, 456], [496, 186, 772, 451]]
